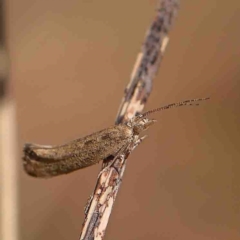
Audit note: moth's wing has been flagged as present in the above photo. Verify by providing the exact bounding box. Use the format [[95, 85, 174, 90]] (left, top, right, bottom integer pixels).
[[23, 128, 106, 162], [23, 125, 132, 178], [23, 126, 130, 163]]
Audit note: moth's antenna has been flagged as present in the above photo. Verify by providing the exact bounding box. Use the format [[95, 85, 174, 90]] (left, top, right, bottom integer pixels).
[[141, 97, 210, 118]]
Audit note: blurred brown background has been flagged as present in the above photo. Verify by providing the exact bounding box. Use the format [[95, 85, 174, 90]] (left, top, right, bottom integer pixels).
[[6, 0, 240, 239]]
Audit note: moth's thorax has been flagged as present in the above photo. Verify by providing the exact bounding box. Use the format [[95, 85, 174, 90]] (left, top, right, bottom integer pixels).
[[126, 116, 157, 135], [114, 124, 133, 137]]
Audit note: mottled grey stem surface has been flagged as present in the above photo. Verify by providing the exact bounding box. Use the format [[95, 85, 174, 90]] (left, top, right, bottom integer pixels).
[[80, 1, 180, 239]]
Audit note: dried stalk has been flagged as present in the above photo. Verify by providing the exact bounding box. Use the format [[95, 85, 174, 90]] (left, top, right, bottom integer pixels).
[[80, 1, 180, 239], [0, 1, 18, 239]]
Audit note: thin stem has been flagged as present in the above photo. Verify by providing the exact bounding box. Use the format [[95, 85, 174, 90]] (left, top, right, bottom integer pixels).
[[79, 1, 180, 239]]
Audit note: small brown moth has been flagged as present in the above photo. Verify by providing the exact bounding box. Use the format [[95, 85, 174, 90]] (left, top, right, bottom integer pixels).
[[23, 98, 209, 178]]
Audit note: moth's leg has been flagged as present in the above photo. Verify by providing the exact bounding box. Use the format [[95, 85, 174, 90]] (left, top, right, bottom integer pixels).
[[132, 135, 147, 150], [98, 135, 147, 178], [108, 135, 148, 171], [97, 143, 130, 178]]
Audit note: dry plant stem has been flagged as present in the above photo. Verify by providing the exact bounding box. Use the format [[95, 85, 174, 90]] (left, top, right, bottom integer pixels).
[[80, 1, 180, 239], [0, 2, 18, 239]]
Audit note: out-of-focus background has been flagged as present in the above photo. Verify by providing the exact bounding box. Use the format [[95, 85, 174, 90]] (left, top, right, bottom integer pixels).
[[1, 0, 240, 239]]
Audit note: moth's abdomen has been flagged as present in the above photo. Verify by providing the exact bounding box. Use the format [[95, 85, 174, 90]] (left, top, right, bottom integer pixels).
[[23, 124, 133, 178]]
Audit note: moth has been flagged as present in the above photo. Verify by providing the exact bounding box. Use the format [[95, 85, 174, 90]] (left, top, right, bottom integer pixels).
[[23, 98, 208, 178]]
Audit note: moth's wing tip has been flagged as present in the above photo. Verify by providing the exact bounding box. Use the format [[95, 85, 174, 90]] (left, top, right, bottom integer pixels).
[[23, 143, 33, 152], [24, 142, 53, 149], [22, 150, 36, 177], [23, 143, 40, 153], [23, 143, 41, 163], [22, 143, 55, 178], [23, 143, 30, 156], [23, 142, 54, 159]]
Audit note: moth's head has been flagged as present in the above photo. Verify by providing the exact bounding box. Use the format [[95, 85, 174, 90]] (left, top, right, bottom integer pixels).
[[128, 115, 157, 135]]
